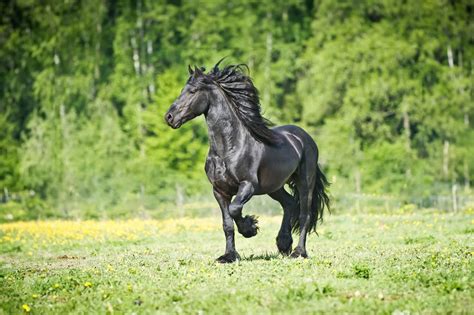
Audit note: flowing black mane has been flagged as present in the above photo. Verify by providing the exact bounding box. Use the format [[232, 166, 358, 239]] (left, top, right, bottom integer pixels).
[[206, 63, 281, 145]]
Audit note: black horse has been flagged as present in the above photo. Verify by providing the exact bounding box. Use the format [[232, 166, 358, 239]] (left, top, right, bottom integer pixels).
[[165, 61, 330, 263]]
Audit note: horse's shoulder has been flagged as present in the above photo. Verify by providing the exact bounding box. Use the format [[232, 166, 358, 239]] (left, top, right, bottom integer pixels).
[[205, 155, 229, 180], [205, 154, 240, 193]]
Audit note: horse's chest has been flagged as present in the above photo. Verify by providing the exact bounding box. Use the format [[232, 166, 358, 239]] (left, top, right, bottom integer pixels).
[[205, 156, 238, 192]]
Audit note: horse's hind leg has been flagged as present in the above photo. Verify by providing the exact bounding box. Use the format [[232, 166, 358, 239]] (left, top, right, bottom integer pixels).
[[269, 188, 297, 255], [292, 158, 316, 258]]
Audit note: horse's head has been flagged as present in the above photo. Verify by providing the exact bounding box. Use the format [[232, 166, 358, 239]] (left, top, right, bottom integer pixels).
[[165, 65, 212, 129]]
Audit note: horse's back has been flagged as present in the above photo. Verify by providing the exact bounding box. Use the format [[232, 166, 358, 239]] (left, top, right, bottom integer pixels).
[[273, 124, 311, 136], [272, 125, 318, 151]]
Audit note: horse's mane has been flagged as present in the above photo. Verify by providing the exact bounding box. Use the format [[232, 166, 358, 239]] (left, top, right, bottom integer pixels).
[[204, 61, 281, 145]]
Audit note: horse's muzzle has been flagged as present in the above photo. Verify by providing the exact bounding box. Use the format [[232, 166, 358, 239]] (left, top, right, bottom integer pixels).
[[165, 110, 181, 129]]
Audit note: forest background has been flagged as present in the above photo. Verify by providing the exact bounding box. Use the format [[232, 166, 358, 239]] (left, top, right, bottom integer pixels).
[[1, 0, 473, 221]]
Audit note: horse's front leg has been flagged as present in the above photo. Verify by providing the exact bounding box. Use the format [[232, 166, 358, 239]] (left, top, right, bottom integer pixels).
[[213, 188, 240, 263], [229, 181, 259, 238]]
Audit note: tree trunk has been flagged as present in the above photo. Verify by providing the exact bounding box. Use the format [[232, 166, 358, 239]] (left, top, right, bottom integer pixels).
[[403, 106, 412, 178], [355, 168, 361, 212], [59, 103, 70, 216], [447, 45, 454, 68], [146, 39, 155, 97], [447, 46, 470, 192], [132, 0, 146, 212], [263, 11, 272, 107], [463, 56, 470, 191], [3, 187, 9, 203], [176, 183, 184, 217], [403, 109, 411, 151], [131, 0, 146, 158], [443, 140, 449, 179], [131, 35, 140, 76], [464, 160, 470, 192], [451, 182, 458, 212], [464, 111, 470, 192]]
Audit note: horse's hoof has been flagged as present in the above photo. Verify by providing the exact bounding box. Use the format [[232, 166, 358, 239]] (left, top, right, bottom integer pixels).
[[216, 251, 240, 263], [290, 247, 308, 259], [237, 215, 259, 238], [276, 234, 293, 256]]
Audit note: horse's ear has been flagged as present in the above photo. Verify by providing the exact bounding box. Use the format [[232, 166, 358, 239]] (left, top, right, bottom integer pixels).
[[188, 65, 194, 75], [194, 65, 203, 76], [213, 57, 227, 73]]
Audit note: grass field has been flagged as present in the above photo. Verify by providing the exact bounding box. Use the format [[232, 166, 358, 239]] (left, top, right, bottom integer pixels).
[[1, 210, 473, 314]]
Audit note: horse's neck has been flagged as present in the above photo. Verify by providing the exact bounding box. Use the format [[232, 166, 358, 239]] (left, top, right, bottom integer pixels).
[[205, 91, 258, 158]]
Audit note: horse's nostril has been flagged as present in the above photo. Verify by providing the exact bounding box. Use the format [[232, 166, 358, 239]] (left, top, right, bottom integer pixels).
[[166, 113, 173, 122]]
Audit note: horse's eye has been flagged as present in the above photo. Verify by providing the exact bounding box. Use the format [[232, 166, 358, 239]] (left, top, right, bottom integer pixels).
[[189, 89, 197, 94]]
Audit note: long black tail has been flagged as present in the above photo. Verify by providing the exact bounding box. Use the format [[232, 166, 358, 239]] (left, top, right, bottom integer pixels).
[[289, 164, 330, 234]]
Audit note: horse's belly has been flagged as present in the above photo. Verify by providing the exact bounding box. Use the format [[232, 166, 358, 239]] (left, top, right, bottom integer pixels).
[[257, 164, 297, 194], [257, 149, 300, 194]]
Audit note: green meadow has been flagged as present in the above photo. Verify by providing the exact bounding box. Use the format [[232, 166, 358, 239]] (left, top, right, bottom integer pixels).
[[1, 210, 472, 314]]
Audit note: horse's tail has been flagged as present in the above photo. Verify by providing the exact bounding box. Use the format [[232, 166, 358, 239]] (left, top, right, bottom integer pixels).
[[289, 164, 330, 234], [310, 164, 331, 232]]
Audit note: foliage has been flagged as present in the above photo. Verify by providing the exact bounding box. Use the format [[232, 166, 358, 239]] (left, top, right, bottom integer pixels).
[[0, 211, 472, 313], [0, 113, 19, 190], [0, 0, 473, 216]]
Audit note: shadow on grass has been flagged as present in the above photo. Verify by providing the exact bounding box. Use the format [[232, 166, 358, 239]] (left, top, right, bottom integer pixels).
[[242, 252, 280, 261]]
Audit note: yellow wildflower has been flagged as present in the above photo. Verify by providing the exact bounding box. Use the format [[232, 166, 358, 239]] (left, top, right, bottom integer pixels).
[[84, 281, 93, 288], [22, 304, 31, 312]]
